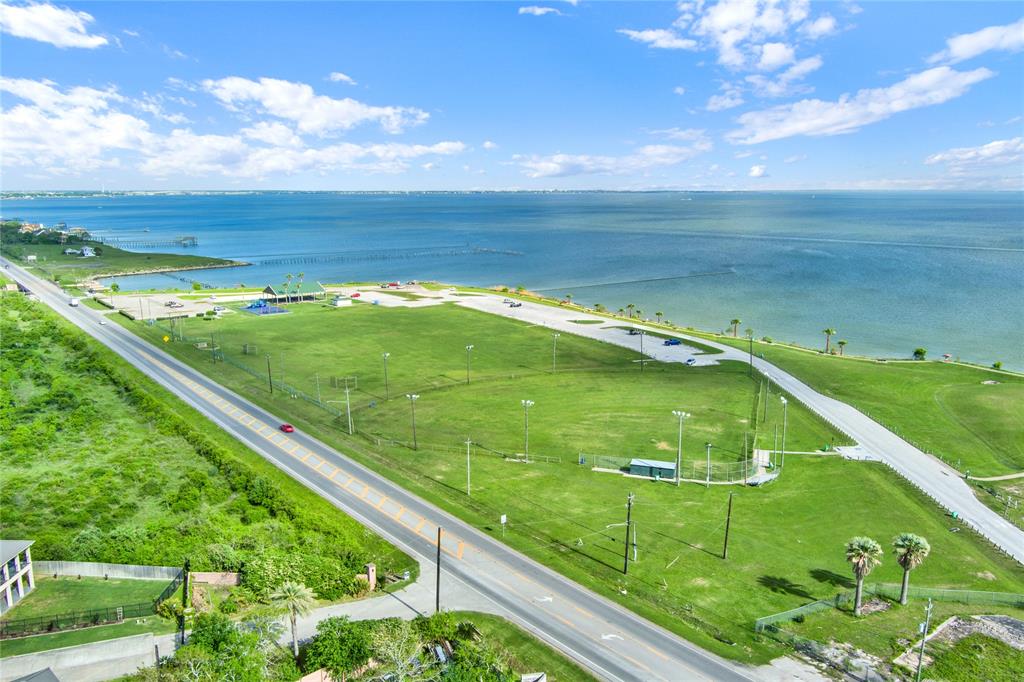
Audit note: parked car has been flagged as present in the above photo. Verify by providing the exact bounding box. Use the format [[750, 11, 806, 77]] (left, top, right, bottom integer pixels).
[[279, 423, 295, 433], [685, 358, 697, 366], [213, 306, 226, 312], [509, 302, 522, 308], [663, 338, 681, 346], [627, 328, 641, 336]]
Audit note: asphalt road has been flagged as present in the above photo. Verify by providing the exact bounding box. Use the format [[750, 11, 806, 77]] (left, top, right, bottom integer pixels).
[[458, 297, 1024, 565], [4, 261, 758, 681]]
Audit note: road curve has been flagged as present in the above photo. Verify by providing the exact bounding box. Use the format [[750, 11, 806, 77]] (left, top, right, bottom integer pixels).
[[3, 261, 756, 681], [456, 297, 1024, 565]]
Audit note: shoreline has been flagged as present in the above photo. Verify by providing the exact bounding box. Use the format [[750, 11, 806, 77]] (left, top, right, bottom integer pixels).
[[83, 260, 250, 286]]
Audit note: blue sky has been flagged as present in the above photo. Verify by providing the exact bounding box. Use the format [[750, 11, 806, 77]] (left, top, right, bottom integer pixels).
[[1, 1, 1021, 190]]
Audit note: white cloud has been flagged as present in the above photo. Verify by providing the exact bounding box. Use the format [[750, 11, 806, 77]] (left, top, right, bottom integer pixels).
[[924, 137, 1023, 172], [673, 86, 687, 95], [0, 1, 107, 48], [745, 55, 822, 96], [706, 83, 744, 111], [649, 127, 707, 141], [482, 140, 498, 150], [800, 14, 836, 39], [240, 121, 303, 148], [421, 162, 437, 171], [519, 6, 561, 16], [617, 28, 697, 50], [675, 0, 812, 69], [202, 76, 429, 135], [162, 44, 189, 60], [132, 94, 191, 125], [519, 136, 712, 178], [757, 42, 795, 71], [749, 164, 767, 177], [122, 29, 139, 38], [783, 154, 806, 163], [328, 72, 357, 85], [734, 150, 754, 159], [727, 66, 994, 145], [928, 17, 1024, 65]]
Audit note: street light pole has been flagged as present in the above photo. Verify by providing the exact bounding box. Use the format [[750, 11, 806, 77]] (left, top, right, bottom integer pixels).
[[406, 394, 419, 450], [382, 352, 391, 400], [465, 344, 474, 385], [780, 396, 789, 471], [265, 355, 273, 395], [639, 329, 645, 372], [521, 399, 534, 462], [345, 386, 353, 435], [465, 438, 472, 496], [747, 330, 754, 378], [705, 442, 712, 489], [672, 410, 690, 487], [552, 333, 560, 373]]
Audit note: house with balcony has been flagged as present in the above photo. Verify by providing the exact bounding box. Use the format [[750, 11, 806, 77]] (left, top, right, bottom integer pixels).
[[1, 540, 35, 614]]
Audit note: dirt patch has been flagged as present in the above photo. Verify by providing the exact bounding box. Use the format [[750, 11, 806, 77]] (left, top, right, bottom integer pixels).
[[982, 380, 1001, 385], [654, 440, 672, 451], [859, 597, 891, 616], [691, 577, 710, 587], [894, 615, 1024, 669], [975, 571, 997, 581]]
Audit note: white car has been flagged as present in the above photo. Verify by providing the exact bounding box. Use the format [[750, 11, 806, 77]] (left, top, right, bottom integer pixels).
[[99, 319, 107, 325], [685, 358, 697, 366]]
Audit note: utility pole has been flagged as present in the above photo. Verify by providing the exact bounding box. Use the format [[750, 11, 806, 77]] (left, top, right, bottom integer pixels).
[[265, 355, 273, 395], [382, 352, 391, 400], [552, 333, 560, 373], [179, 558, 190, 644], [780, 396, 789, 470], [315, 373, 322, 406], [639, 330, 645, 372], [672, 410, 690, 487], [623, 492, 634, 575], [705, 442, 712, 489], [406, 394, 419, 450], [723, 492, 734, 560], [915, 598, 934, 682], [209, 334, 216, 363], [747, 330, 754, 378], [763, 377, 771, 422], [465, 344, 474, 384], [345, 386, 353, 435], [773, 424, 779, 469], [465, 438, 472, 496], [436, 527, 442, 614], [521, 399, 534, 461]]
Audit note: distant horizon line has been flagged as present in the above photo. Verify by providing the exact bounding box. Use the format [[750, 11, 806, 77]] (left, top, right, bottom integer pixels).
[[4, 188, 1022, 196]]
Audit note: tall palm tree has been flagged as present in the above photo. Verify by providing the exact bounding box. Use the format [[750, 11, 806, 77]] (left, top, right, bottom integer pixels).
[[297, 271, 305, 301], [730, 319, 741, 337], [564, 293, 573, 304], [893, 533, 930, 605], [617, 307, 625, 316], [627, 303, 635, 318], [271, 581, 317, 658], [837, 339, 847, 356], [285, 273, 294, 303], [595, 303, 605, 312], [823, 328, 837, 353], [656, 311, 664, 324], [845, 537, 882, 616], [635, 309, 643, 320]]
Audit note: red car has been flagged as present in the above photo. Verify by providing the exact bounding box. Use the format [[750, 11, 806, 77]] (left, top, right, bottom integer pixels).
[[351, 292, 361, 298], [279, 423, 295, 433]]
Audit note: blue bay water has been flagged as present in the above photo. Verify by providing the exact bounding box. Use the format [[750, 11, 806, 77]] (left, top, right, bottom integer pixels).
[[3, 191, 1022, 368]]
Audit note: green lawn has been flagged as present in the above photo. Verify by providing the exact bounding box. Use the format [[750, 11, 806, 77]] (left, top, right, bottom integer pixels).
[[460, 612, 600, 681], [682, 333, 1024, 478], [0, 616, 176, 658], [120, 299, 1024, 664], [1, 577, 168, 621], [0, 240, 240, 286], [924, 632, 1024, 682]]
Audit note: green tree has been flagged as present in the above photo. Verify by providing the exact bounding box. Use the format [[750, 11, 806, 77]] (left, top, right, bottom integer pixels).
[[845, 536, 883, 616], [285, 273, 294, 303], [893, 533, 930, 605], [109, 281, 120, 306], [626, 303, 635, 318], [837, 339, 847, 356], [993, 361, 1002, 370], [370, 618, 432, 681], [304, 616, 372, 682], [271, 581, 317, 658], [192, 281, 202, 291], [913, 347, 928, 360], [730, 319, 741, 337], [564, 293, 573, 304], [189, 612, 237, 653], [617, 307, 625, 316], [822, 328, 837, 353]]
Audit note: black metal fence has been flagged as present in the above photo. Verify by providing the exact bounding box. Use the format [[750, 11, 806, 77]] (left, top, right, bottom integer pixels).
[[0, 568, 184, 639]]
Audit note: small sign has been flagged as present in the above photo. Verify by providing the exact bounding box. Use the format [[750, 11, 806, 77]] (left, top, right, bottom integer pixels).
[[162, 335, 170, 343], [500, 514, 507, 525]]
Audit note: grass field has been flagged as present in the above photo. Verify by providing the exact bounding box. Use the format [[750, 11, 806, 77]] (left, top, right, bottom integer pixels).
[[682, 332, 1024, 478], [121, 298, 1024, 664], [1, 577, 169, 622], [461, 612, 600, 681], [924, 632, 1024, 682], [0, 615, 175, 658], [0, 240, 239, 286], [0, 293, 414, 613]]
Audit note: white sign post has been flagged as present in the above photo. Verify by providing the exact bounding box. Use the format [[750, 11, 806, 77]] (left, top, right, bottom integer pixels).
[[500, 514, 507, 538]]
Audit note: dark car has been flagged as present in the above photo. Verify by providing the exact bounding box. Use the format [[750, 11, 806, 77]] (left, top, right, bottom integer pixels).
[[663, 338, 681, 346], [280, 423, 295, 433]]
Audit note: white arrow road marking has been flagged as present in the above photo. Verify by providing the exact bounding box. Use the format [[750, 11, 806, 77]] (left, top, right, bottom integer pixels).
[[601, 634, 624, 641], [534, 596, 553, 603]]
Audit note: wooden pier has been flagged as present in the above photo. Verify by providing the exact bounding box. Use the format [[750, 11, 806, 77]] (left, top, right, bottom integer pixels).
[[99, 236, 199, 248]]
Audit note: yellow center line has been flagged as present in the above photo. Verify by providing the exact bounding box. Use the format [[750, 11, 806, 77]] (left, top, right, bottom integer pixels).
[[328, 468, 340, 480], [287, 444, 299, 454], [414, 518, 426, 533], [393, 505, 405, 519], [375, 496, 389, 509]]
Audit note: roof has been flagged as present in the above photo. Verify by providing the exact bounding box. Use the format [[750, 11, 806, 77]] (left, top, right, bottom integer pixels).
[[629, 458, 676, 471], [0, 540, 33, 565], [263, 281, 325, 295], [12, 669, 61, 682]]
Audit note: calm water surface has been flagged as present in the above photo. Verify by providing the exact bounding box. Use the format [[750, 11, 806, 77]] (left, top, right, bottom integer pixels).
[[4, 191, 1022, 368]]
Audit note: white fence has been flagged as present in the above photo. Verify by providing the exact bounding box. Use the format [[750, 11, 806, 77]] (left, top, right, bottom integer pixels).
[[35, 561, 181, 581]]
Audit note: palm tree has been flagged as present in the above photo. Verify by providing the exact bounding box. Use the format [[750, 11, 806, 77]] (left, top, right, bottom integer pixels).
[[285, 273, 294, 303], [893, 534, 930, 605], [564, 293, 573, 305], [837, 339, 847, 356], [656, 311, 663, 324], [271, 581, 317, 658], [626, 303, 636, 319], [595, 303, 605, 312], [297, 271, 305, 301], [845, 537, 882, 616], [823, 328, 837, 353], [730, 319, 741, 337], [635, 309, 643, 320], [617, 307, 625, 316]]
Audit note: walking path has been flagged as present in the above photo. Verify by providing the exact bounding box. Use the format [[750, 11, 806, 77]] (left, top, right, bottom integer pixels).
[[968, 472, 1024, 482]]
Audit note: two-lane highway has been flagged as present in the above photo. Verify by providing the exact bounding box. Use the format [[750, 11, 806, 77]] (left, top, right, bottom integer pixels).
[[4, 260, 756, 681]]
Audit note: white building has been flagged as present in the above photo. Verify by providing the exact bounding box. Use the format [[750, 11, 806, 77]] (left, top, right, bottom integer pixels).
[[1, 539, 35, 614]]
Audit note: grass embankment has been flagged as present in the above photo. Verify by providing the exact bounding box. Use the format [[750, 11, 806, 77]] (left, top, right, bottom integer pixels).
[[0, 616, 176, 658], [924, 632, 1024, 682], [460, 612, 600, 681], [0, 293, 415, 652], [123, 299, 1024, 664]]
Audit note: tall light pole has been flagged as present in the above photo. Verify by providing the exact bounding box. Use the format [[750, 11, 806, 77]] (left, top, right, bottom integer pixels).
[[780, 396, 789, 470], [465, 438, 472, 497], [265, 354, 273, 395], [465, 344, 474, 384], [747, 329, 754, 378], [672, 410, 690, 487], [638, 329, 646, 372], [326, 391, 354, 435], [705, 442, 712, 489], [552, 333, 560, 373], [382, 352, 391, 400], [406, 393, 419, 450], [521, 399, 534, 461]]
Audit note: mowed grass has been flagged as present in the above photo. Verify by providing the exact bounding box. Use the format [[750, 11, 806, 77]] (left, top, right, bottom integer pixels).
[[124, 300, 1024, 664], [925, 632, 1024, 682], [688, 334, 1024, 477], [0, 615, 175, 658], [1, 577, 168, 621]]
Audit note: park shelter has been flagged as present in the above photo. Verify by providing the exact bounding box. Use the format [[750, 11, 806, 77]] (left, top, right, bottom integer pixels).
[[1, 539, 35, 614], [629, 458, 676, 479], [262, 282, 327, 303]]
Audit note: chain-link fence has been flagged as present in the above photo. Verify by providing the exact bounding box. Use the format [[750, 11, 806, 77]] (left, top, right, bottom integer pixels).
[[584, 453, 760, 483]]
